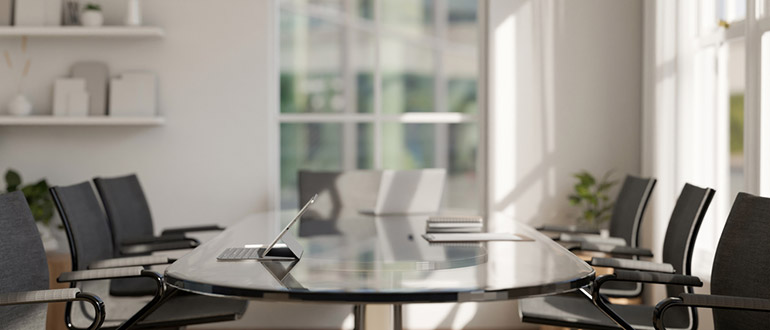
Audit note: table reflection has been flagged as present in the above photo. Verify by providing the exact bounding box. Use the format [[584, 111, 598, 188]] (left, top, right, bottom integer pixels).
[[296, 214, 487, 272]]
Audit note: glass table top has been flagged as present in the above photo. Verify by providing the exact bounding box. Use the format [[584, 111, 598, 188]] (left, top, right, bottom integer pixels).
[[164, 211, 594, 303]]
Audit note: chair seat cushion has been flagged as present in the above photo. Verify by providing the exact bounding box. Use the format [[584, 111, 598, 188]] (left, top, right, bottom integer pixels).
[[519, 292, 691, 330]]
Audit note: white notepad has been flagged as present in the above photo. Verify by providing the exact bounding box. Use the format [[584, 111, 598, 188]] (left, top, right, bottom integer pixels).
[[422, 233, 534, 243]]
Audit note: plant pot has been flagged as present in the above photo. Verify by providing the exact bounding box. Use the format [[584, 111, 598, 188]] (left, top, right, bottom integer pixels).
[[7, 94, 32, 116], [81, 10, 103, 27]]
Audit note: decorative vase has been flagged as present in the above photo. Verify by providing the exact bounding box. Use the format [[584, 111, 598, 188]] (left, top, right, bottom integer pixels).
[[7, 94, 32, 116], [125, 0, 141, 26], [81, 10, 103, 27]]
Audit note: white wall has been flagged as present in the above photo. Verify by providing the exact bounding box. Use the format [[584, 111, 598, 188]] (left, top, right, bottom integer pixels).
[[485, 0, 643, 328], [0, 0, 273, 224], [488, 0, 643, 233], [0, 0, 643, 329]]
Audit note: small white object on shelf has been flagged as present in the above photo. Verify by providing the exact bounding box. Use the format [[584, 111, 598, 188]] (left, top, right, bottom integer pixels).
[[67, 91, 89, 117], [7, 94, 32, 116], [14, 0, 46, 26], [44, 0, 62, 26], [0, 116, 164, 126], [72, 61, 108, 116], [125, 0, 142, 26], [80, 10, 103, 27], [53, 78, 87, 116]]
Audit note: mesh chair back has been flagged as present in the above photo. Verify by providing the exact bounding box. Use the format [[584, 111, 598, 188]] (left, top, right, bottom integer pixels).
[[661, 184, 714, 296], [51, 182, 115, 271], [655, 184, 715, 329], [93, 174, 155, 252], [0, 191, 49, 329], [298, 170, 381, 222], [608, 175, 656, 247], [710, 193, 770, 328]]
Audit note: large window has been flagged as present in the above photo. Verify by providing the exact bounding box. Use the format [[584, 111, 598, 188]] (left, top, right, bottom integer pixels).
[[278, 0, 481, 211], [675, 0, 770, 279]]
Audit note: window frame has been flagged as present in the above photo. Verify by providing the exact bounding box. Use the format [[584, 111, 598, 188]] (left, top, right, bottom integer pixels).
[[671, 0, 770, 280], [689, 0, 770, 207]]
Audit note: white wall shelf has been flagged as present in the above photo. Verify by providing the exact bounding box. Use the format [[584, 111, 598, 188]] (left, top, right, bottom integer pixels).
[[0, 116, 165, 126], [0, 26, 164, 37]]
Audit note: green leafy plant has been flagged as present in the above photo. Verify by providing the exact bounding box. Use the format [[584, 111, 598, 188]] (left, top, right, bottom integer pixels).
[[568, 170, 618, 228], [5, 169, 54, 226], [84, 3, 101, 11]]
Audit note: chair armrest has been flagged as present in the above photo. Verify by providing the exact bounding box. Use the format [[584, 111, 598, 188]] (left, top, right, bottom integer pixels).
[[590, 257, 674, 273], [680, 293, 770, 311], [536, 224, 600, 234], [88, 255, 173, 269], [0, 288, 104, 330], [58, 267, 165, 329], [119, 239, 199, 255], [653, 294, 770, 330], [0, 288, 79, 305], [161, 224, 224, 236], [604, 270, 702, 287], [559, 233, 627, 246], [573, 243, 654, 257], [591, 271, 703, 330], [58, 266, 147, 282]]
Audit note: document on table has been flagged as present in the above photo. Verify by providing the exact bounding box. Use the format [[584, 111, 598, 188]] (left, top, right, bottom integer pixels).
[[422, 233, 534, 243]]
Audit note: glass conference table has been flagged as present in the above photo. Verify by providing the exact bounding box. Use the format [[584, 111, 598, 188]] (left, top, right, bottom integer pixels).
[[164, 211, 594, 329]]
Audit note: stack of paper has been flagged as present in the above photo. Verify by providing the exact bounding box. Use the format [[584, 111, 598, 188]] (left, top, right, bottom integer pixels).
[[426, 215, 483, 233], [422, 233, 533, 243]]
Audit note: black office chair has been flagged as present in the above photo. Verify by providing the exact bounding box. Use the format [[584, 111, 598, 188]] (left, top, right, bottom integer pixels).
[[51, 182, 247, 329], [0, 191, 105, 330], [520, 183, 714, 330], [651, 192, 770, 329], [93, 174, 224, 256], [298, 170, 381, 220], [541, 175, 656, 297], [93, 174, 220, 297]]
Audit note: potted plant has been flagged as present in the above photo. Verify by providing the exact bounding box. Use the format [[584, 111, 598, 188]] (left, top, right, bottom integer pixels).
[[568, 170, 618, 231], [4, 169, 58, 250], [81, 3, 104, 27]]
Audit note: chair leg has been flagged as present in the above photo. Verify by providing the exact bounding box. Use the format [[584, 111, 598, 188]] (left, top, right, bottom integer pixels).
[[392, 304, 402, 330], [354, 304, 366, 330]]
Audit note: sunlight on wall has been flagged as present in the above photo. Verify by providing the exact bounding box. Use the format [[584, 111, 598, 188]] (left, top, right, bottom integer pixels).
[[490, 13, 517, 225]]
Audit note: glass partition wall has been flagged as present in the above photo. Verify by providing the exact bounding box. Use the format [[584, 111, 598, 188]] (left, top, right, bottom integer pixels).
[[278, 0, 481, 211]]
